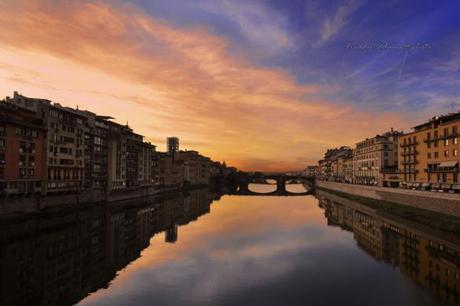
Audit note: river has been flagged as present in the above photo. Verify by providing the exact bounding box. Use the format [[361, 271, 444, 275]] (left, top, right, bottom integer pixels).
[[1, 184, 459, 306]]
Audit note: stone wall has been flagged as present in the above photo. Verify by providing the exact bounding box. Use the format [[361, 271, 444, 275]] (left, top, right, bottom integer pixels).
[[316, 180, 460, 217], [0, 183, 212, 215]]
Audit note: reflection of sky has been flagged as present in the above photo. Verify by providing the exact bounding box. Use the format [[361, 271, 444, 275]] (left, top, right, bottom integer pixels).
[[78, 190, 439, 306]]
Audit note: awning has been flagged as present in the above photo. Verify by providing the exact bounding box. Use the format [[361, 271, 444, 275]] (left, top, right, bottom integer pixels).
[[439, 161, 458, 168]]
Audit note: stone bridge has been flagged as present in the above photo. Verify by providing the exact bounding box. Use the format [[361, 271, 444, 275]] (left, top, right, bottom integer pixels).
[[229, 174, 315, 196]]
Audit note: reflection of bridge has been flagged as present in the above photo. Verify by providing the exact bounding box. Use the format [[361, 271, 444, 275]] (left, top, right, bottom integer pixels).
[[229, 174, 315, 196]]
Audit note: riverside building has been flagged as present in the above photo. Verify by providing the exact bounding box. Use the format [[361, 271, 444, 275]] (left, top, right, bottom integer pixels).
[[0, 92, 231, 197], [398, 112, 460, 190], [5, 92, 86, 193], [0, 102, 47, 195], [352, 129, 401, 186]]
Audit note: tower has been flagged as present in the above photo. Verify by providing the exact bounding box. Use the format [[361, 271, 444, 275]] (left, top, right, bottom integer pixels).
[[167, 137, 179, 159]]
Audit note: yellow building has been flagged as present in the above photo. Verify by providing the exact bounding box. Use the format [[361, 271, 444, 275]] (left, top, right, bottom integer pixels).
[[398, 112, 460, 190], [353, 130, 400, 186]]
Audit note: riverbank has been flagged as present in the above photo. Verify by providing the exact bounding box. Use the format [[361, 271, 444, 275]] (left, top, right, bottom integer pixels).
[[0, 183, 213, 216], [315, 181, 460, 232]]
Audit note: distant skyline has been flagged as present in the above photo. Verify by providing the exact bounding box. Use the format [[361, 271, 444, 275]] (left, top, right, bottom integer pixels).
[[1, 0, 459, 171]]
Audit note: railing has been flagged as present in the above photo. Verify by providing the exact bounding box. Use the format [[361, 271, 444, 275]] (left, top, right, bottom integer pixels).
[[401, 160, 419, 165], [400, 141, 419, 147], [399, 169, 419, 174], [400, 150, 419, 157], [439, 133, 458, 140], [425, 168, 459, 173]]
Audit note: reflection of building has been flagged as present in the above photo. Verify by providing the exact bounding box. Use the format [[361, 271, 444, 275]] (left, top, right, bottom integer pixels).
[[0, 188, 215, 306], [353, 210, 384, 260], [165, 223, 178, 243], [318, 191, 460, 305]]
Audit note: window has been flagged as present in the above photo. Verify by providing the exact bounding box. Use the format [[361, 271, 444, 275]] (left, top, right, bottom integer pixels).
[[19, 142, 26, 153], [454, 138, 458, 145], [0, 139, 5, 148], [28, 156, 35, 167], [27, 143, 35, 154], [445, 150, 449, 157], [19, 168, 26, 177], [19, 155, 25, 167], [427, 153, 431, 159], [454, 149, 458, 157], [445, 139, 449, 146]]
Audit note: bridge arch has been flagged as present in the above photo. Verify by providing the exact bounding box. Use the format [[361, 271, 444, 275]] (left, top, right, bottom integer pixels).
[[231, 174, 315, 196]]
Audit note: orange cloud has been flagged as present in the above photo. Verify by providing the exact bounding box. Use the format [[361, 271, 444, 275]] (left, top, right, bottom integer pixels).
[[0, 0, 404, 171]]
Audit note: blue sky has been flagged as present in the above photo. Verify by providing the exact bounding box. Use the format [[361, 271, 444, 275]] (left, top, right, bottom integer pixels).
[[136, 0, 460, 115]]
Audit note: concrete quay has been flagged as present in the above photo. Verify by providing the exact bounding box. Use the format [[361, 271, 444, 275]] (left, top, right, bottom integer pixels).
[[316, 180, 460, 217]]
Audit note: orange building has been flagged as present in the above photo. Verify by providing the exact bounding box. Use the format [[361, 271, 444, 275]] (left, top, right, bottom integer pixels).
[[398, 112, 460, 191], [0, 102, 47, 194]]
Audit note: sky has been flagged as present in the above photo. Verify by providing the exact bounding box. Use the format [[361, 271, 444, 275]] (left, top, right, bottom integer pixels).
[[0, 0, 459, 171]]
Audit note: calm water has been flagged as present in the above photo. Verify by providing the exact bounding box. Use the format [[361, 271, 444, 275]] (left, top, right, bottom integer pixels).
[[1, 184, 459, 306]]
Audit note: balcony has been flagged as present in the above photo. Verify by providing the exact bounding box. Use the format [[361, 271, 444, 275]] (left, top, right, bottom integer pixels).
[[425, 168, 458, 173], [399, 169, 419, 174], [400, 141, 419, 147], [439, 132, 458, 140], [401, 160, 419, 165], [400, 150, 419, 157]]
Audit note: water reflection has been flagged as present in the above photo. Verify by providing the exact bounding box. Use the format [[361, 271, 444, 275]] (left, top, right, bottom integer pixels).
[[0, 188, 219, 306], [0, 185, 458, 306], [317, 189, 460, 306], [248, 183, 277, 193]]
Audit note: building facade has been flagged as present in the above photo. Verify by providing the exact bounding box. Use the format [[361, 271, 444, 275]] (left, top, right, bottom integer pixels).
[[398, 112, 460, 190], [353, 130, 400, 186], [79, 111, 110, 190], [5, 92, 86, 193], [0, 102, 47, 195], [154, 152, 184, 188], [180, 150, 211, 185], [107, 121, 128, 191]]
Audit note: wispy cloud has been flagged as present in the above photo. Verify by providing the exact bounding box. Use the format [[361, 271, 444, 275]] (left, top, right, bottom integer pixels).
[[0, 0, 404, 171], [320, 0, 363, 44]]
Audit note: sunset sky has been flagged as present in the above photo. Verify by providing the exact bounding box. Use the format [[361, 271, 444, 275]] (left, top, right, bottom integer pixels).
[[1, 0, 459, 171]]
